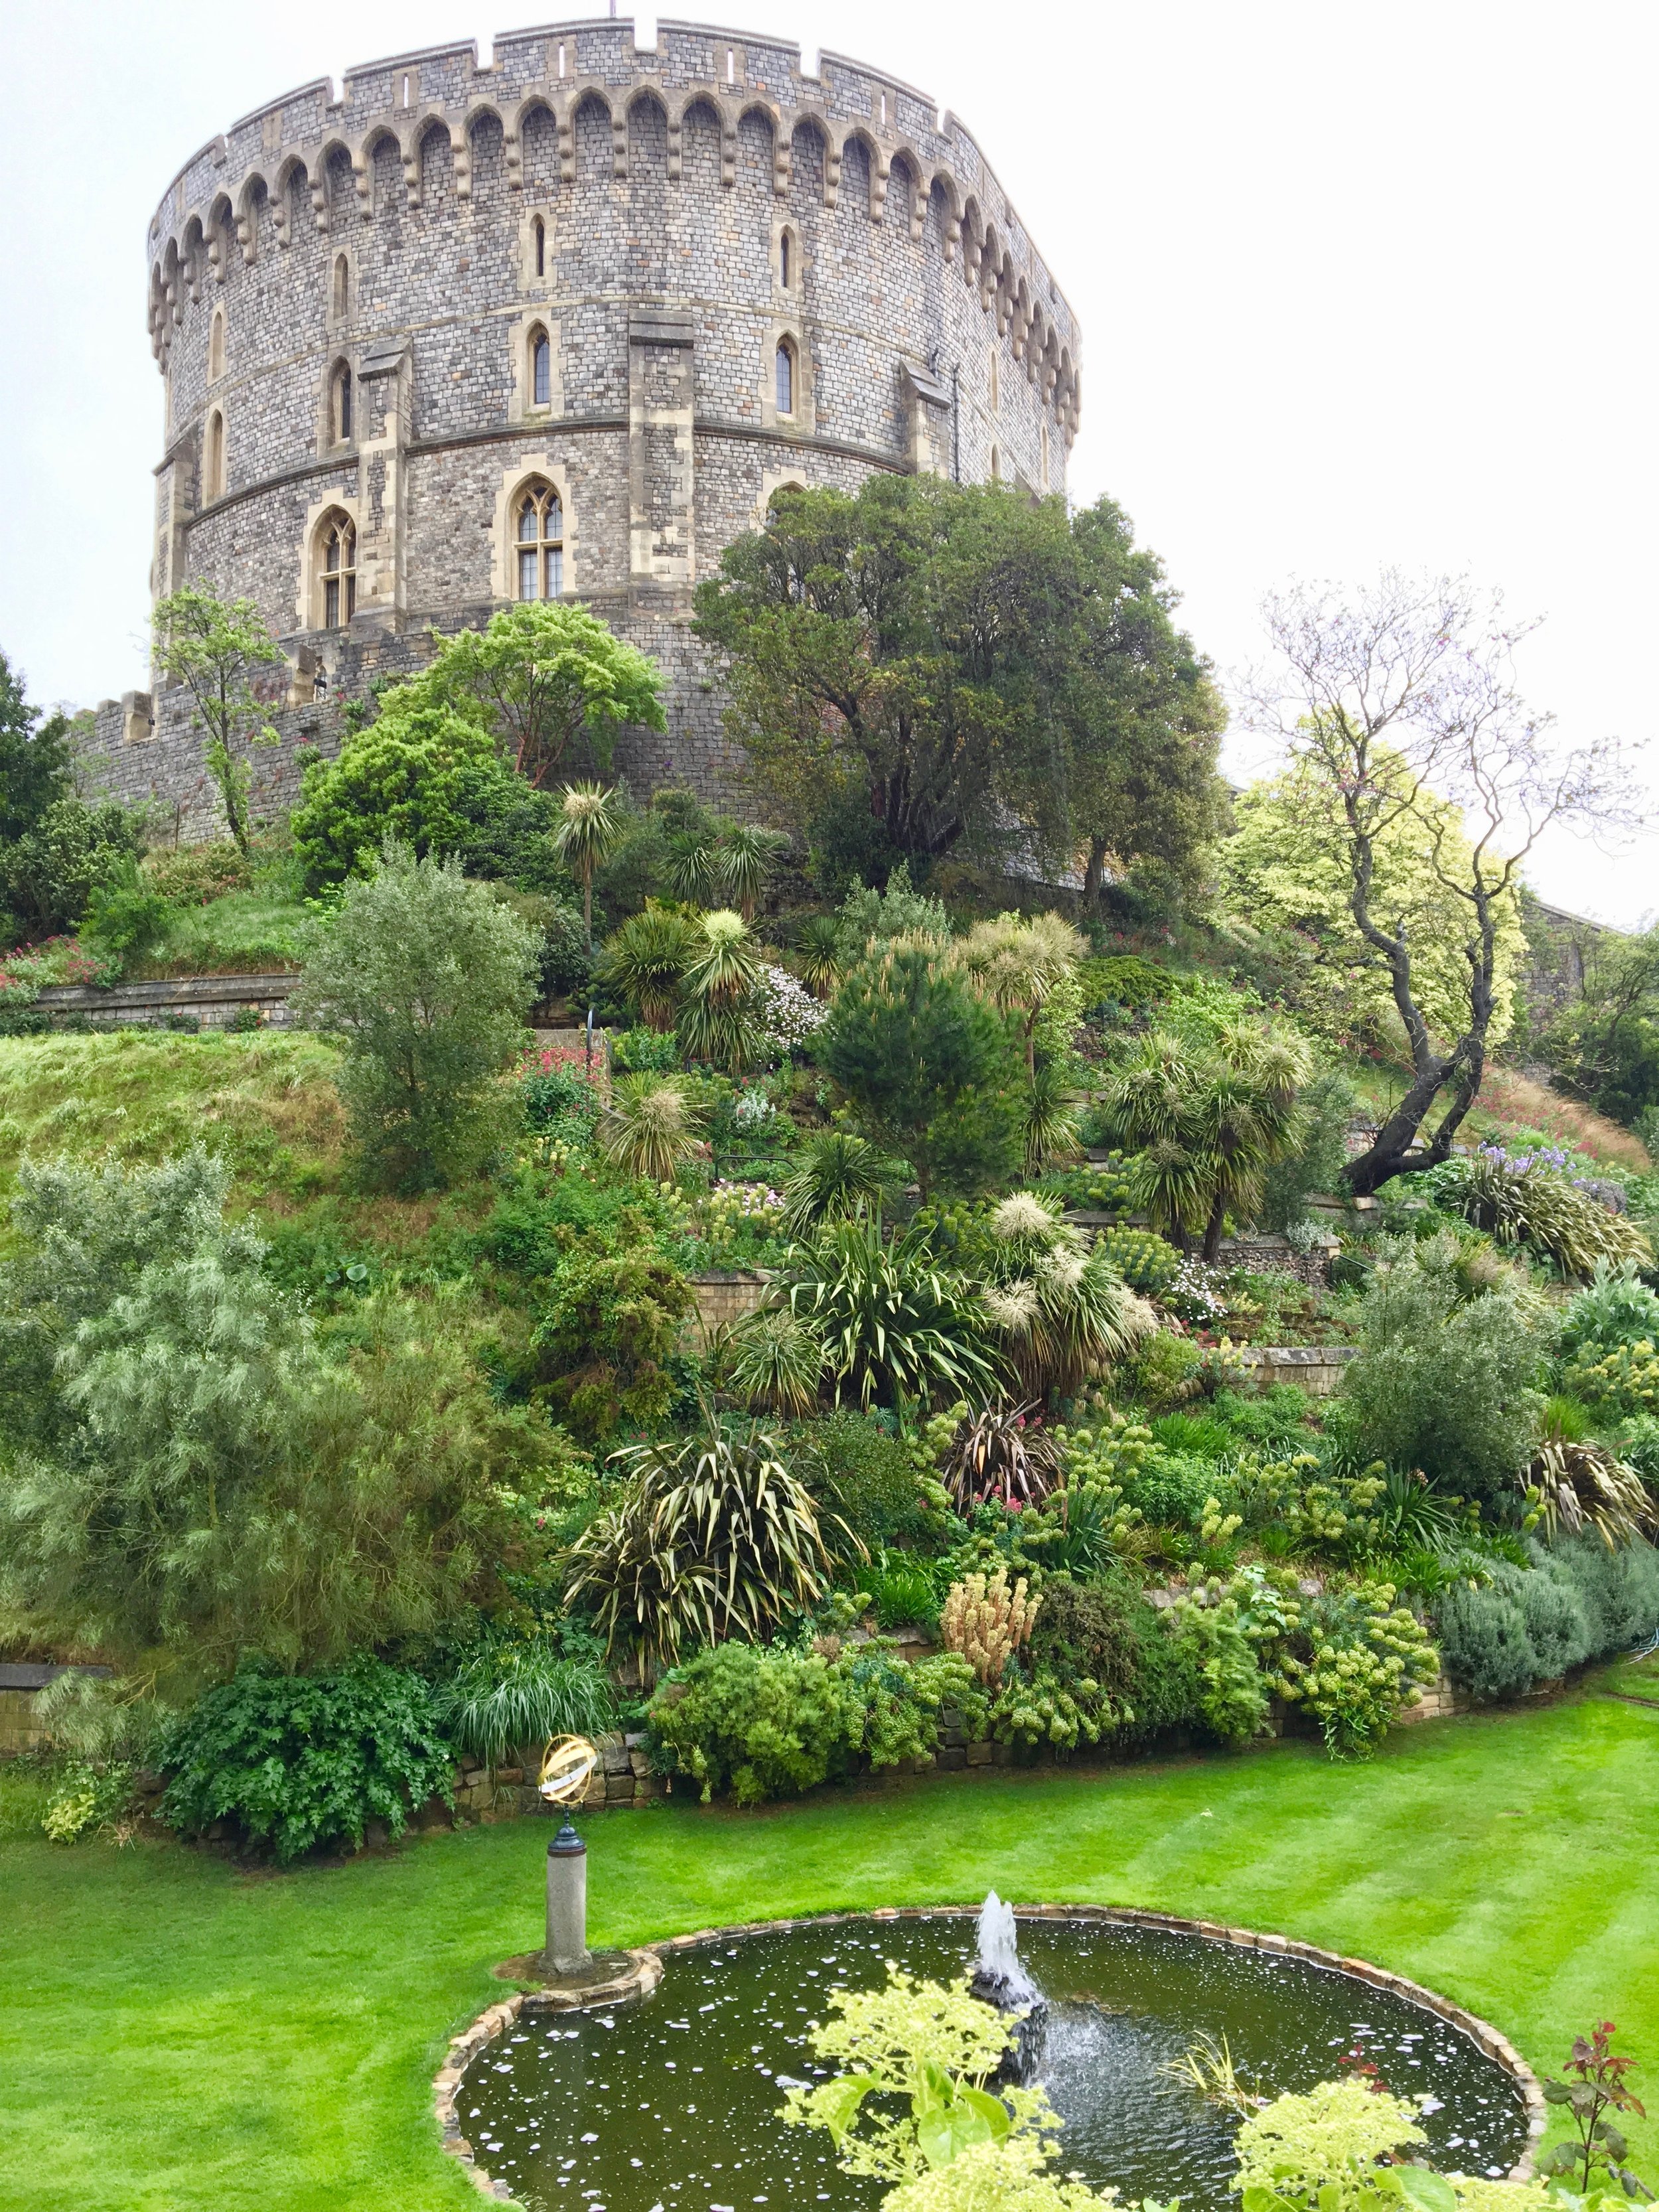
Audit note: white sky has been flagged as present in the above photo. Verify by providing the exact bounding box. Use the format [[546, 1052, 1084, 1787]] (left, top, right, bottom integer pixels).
[[1, 0, 1653, 924]]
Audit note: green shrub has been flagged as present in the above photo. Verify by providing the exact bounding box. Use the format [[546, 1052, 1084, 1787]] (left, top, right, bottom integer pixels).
[[1550, 1532, 1659, 1654], [786, 1215, 999, 1412], [862, 1549, 943, 1631], [1431, 1146, 1652, 1277], [647, 1643, 851, 1805], [434, 1637, 614, 1768], [143, 842, 252, 903], [1559, 1262, 1659, 1360], [1329, 1232, 1551, 1500], [291, 842, 540, 1189], [159, 1659, 454, 1862], [1121, 1451, 1216, 1529], [1270, 1580, 1440, 1757], [1435, 1579, 1540, 1702], [611, 1025, 683, 1074], [1025, 1573, 1149, 1705], [1094, 1224, 1181, 1295], [802, 1414, 932, 1551], [1258, 1070, 1359, 1232], [534, 1245, 694, 1441], [1563, 1337, 1659, 1420], [290, 697, 506, 889]]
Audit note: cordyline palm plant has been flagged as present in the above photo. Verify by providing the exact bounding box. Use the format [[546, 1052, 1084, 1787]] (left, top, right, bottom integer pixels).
[[1102, 1021, 1312, 1260], [981, 1191, 1155, 1400], [716, 823, 790, 920], [793, 914, 843, 999], [1022, 1056, 1082, 1175], [551, 781, 624, 952], [563, 1400, 841, 1676], [678, 909, 764, 1073], [781, 1130, 893, 1236], [956, 912, 1086, 1076], [1524, 1429, 1654, 1548], [599, 903, 699, 1031], [601, 1073, 709, 1183], [786, 1213, 1001, 1412]]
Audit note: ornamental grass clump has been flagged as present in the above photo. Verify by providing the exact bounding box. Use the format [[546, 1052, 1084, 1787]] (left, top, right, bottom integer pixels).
[[940, 1568, 1041, 1686], [1443, 1144, 1652, 1279], [564, 1404, 841, 1675], [786, 1214, 1000, 1411], [600, 1072, 709, 1183], [982, 1193, 1156, 1401], [940, 1400, 1064, 1513]]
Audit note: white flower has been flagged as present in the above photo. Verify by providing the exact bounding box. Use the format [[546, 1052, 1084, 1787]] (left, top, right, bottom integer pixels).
[[983, 1281, 1040, 1334], [989, 1193, 1058, 1245]]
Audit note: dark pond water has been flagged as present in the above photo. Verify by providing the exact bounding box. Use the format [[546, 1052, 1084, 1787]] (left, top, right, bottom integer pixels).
[[461, 1916, 1530, 2212]]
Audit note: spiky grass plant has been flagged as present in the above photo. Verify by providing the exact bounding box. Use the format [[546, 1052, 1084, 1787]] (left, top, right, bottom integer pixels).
[[678, 909, 764, 1072], [793, 914, 843, 999], [599, 905, 698, 1031], [785, 1214, 1001, 1412], [715, 824, 789, 920], [600, 1073, 708, 1183], [565, 1403, 839, 1675], [781, 1131, 892, 1236], [983, 1194, 1156, 1400], [939, 1400, 1064, 1512], [1524, 1438, 1654, 1548], [1455, 1149, 1654, 1280], [727, 1305, 827, 1418], [1022, 1057, 1083, 1175], [435, 1637, 614, 1769]]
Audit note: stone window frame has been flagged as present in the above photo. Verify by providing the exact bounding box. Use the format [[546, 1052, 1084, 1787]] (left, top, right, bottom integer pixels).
[[520, 206, 553, 289], [326, 247, 357, 333], [506, 310, 562, 423], [202, 406, 226, 503], [754, 467, 809, 527], [322, 356, 355, 451], [760, 319, 812, 435], [989, 342, 999, 413], [490, 457, 579, 603], [297, 490, 365, 634], [771, 212, 803, 301], [206, 306, 226, 385]]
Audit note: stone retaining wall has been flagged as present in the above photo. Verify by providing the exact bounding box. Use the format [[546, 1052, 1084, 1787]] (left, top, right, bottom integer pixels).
[[685, 1270, 774, 1347], [1233, 1344, 1360, 1398], [35, 973, 298, 1030], [435, 1905, 1546, 2203]]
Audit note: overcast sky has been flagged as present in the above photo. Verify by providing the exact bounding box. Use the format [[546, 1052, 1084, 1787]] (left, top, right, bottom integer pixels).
[[1, 1, 1652, 923]]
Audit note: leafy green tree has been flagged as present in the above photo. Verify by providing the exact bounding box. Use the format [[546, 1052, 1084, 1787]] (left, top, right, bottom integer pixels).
[[0, 1151, 553, 1684], [290, 695, 504, 888], [1530, 917, 1659, 1130], [151, 585, 287, 853], [0, 651, 76, 843], [422, 603, 666, 788], [291, 842, 540, 1188], [1244, 571, 1637, 1193], [822, 947, 1023, 1199], [533, 1245, 694, 1442], [1218, 751, 1527, 1053], [694, 477, 1224, 877], [0, 796, 147, 941]]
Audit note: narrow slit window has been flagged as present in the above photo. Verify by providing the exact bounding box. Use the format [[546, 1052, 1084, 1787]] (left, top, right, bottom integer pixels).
[[208, 309, 224, 383], [726, 46, 735, 84], [204, 409, 225, 500], [332, 253, 350, 321], [321, 513, 356, 627], [533, 216, 545, 277], [333, 362, 353, 443], [775, 340, 794, 415], [779, 232, 791, 289], [532, 331, 551, 408], [515, 482, 564, 600]]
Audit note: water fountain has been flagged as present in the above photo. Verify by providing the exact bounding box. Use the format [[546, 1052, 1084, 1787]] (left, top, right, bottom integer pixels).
[[449, 1906, 1540, 2212], [971, 1889, 1046, 2081]]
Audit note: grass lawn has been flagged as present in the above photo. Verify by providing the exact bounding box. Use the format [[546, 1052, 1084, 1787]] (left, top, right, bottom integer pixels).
[[3, 1686, 1657, 2212]]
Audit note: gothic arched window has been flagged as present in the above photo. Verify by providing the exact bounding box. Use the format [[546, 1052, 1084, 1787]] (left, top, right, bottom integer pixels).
[[515, 480, 564, 600], [531, 329, 551, 409], [319, 511, 356, 627], [774, 338, 795, 417], [331, 252, 350, 322], [204, 408, 226, 501], [331, 361, 353, 445]]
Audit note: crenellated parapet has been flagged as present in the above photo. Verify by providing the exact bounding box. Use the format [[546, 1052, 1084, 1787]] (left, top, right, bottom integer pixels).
[[146, 18, 1081, 439]]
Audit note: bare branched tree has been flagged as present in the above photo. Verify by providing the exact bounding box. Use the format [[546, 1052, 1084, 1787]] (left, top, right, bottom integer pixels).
[[1245, 570, 1642, 1194]]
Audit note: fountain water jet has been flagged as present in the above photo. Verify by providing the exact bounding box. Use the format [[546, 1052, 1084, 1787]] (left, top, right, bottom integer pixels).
[[971, 1891, 1045, 2080]]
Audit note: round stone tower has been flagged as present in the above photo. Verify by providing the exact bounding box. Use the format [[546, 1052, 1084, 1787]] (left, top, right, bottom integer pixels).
[[111, 19, 1082, 829]]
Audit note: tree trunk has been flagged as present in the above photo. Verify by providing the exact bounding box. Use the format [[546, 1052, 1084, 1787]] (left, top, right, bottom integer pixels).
[[583, 876, 593, 953], [1200, 1188, 1227, 1264], [1082, 836, 1108, 909]]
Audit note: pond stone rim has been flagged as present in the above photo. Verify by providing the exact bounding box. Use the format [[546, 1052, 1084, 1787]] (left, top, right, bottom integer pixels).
[[434, 1904, 1548, 2206]]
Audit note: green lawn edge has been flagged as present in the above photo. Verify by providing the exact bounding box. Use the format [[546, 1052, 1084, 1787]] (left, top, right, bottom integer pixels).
[[3, 1690, 1656, 2212]]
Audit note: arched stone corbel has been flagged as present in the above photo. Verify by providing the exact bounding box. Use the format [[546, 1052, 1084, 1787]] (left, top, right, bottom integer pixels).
[[452, 126, 472, 202], [503, 123, 522, 190], [557, 111, 575, 184], [824, 138, 841, 208], [772, 130, 790, 196], [236, 208, 257, 266], [870, 148, 891, 221], [311, 169, 330, 235], [611, 107, 628, 179], [943, 208, 960, 263], [403, 137, 422, 209], [667, 110, 682, 179], [721, 112, 737, 186], [352, 148, 372, 213]]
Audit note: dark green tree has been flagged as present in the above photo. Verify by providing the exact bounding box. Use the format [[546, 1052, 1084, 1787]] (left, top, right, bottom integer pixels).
[[0, 652, 75, 844], [820, 946, 1023, 1199], [693, 476, 1224, 879], [151, 585, 286, 853]]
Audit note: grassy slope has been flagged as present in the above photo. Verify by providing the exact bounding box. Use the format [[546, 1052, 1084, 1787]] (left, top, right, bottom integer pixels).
[[2, 1688, 1656, 2212], [0, 1032, 496, 1260]]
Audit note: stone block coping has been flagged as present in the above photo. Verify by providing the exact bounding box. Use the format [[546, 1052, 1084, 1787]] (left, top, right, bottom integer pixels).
[[435, 1905, 1546, 2205]]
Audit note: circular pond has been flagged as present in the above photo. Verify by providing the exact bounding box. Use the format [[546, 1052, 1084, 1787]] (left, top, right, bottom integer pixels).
[[459, 1915, 1532, 2212]]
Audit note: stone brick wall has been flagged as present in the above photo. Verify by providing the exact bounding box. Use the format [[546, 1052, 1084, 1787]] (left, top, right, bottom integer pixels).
[[124, 21, 1082, 838]]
